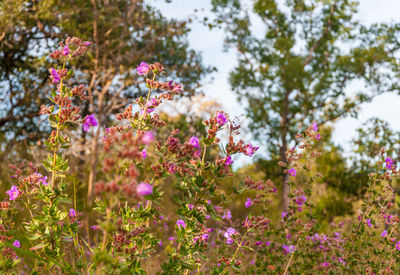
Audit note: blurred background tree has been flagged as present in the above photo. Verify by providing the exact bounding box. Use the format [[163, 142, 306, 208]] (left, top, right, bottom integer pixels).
[[210, 0, 400, 210], [0, 0, 213, 200]]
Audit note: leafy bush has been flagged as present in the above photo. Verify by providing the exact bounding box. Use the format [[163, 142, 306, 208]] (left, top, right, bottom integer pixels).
[[1, 37, 400, 274]]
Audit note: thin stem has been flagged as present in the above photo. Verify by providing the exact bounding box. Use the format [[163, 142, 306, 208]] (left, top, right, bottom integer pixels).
[[283, 237, 301, 275], [51, 62, 66, 189], [221, 230, 248, 275]]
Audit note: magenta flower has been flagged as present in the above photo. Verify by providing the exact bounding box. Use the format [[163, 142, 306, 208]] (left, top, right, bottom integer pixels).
[[176, 219, 186, 229], [83, 114, 98, 132], [136, 183, 153, 196], [40, 176, 48, 186], [295, 195, 307, 206], [12, 240, 20, 248], [6, 185, 20, 201], [266, 241, 271, 246], [141, 131, 155, 144], [288, 168, 296, 177], [224, 155, 233, 166], [311, 123, 318, 132], [222, 210, 232, 220], [386, 157, 394, 169], [381, 230, 388, 238], [245, 198, 252, 208], [366, 219, 372, 228], [281, 212, 288, 219], [396, 241, 400, 251], [217, 112, 228, 126], [69, 208, 76, 218], [90, 225, 100, 230], [189, 136, 200, 148], [245, 144, 259, 157], [338, 257, 346, 265], [282, 244, 295, 254], [137, 62, 149, 75], [83, 41, 92, 46], [322, 262, 329, 267], [142, 149, 147, 159], [315, 133, 321, 140], [50, 68, 60, 83], [63, 46, 70, 56], [224, 227, 236, 244]]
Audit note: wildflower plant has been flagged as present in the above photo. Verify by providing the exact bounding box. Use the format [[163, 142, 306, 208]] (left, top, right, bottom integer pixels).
[[2, 37, 400, 274]]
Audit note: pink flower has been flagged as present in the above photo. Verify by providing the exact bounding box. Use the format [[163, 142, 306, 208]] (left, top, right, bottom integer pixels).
[[50, 68, 60, 83], [281, 212, 288, 219], [137, 62, 149, 75], [366, 219, 372, 228], [222, 210, 232, 220], [216, 112, 228, 125], [176, 219, 186, 229], [83, 114, 98, 132], [39, 175, 48, 186], [288, 168, 296, 177], [315, 133, 321, 140], [6, 185, 20, 201], [386, 157, 394, 169], [83, 41, 92, 46], [311, 123, 318, 132], [245, 143, 259, 157], [396, 241, 400, 251], [69, 208, 76, 218], [224, 155, 233, 166], [282, 244, 295, 254], [381, 230, 388, 238], [295, 195, 307, 206], [12, 240, 20, 248], [136, 183, 153, 196], [189, 136, 200, 148], [245, 198, 252, 208], [338, 257, 346, 265], [63, 46, 70, 56], [141, 131, 155, 144], [142, 149, 147, 159], [224, 227, 236, 244]]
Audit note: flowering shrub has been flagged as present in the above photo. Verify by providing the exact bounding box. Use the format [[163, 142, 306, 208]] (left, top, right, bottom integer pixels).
[[1, 37, 400, 274]]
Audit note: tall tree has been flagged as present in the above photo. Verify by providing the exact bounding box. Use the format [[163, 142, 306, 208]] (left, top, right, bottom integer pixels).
[[210, 0, 400, 210], [0, 0, 212, 199]]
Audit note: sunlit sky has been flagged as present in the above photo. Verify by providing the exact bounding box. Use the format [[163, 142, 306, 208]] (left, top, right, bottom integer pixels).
[[156, 0, 400, 159]]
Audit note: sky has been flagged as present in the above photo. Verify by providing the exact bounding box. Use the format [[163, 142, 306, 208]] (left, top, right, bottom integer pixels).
[[156, 0, 400, 160]]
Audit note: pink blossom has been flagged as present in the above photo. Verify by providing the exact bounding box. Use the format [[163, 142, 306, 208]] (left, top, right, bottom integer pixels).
[[142, 131, 155, 144], [189, 136, 200, 148], [176, 219, 186, 229], [217, 112, 228, 125], [137, 62, 149, 75], [245, 198, 252, 208], [224, 227, 236, 244], [63, 46, 70, 56], [69, 208, 76, 218], [142, 149, 147, 159], [288, 168, 296, 177], [136, 183, 153, 196], [224, 155, 233, 166], [245, 143, 259, 157], [386, 157, 394, 169], [50, 68, 60, 83], [6, 185, 20, 201], [83, 114, 98, 132], [12, 240, 20, 248]]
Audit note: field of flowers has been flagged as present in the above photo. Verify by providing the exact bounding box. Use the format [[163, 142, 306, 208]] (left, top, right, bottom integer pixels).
[[1, 37, 400, 274]]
